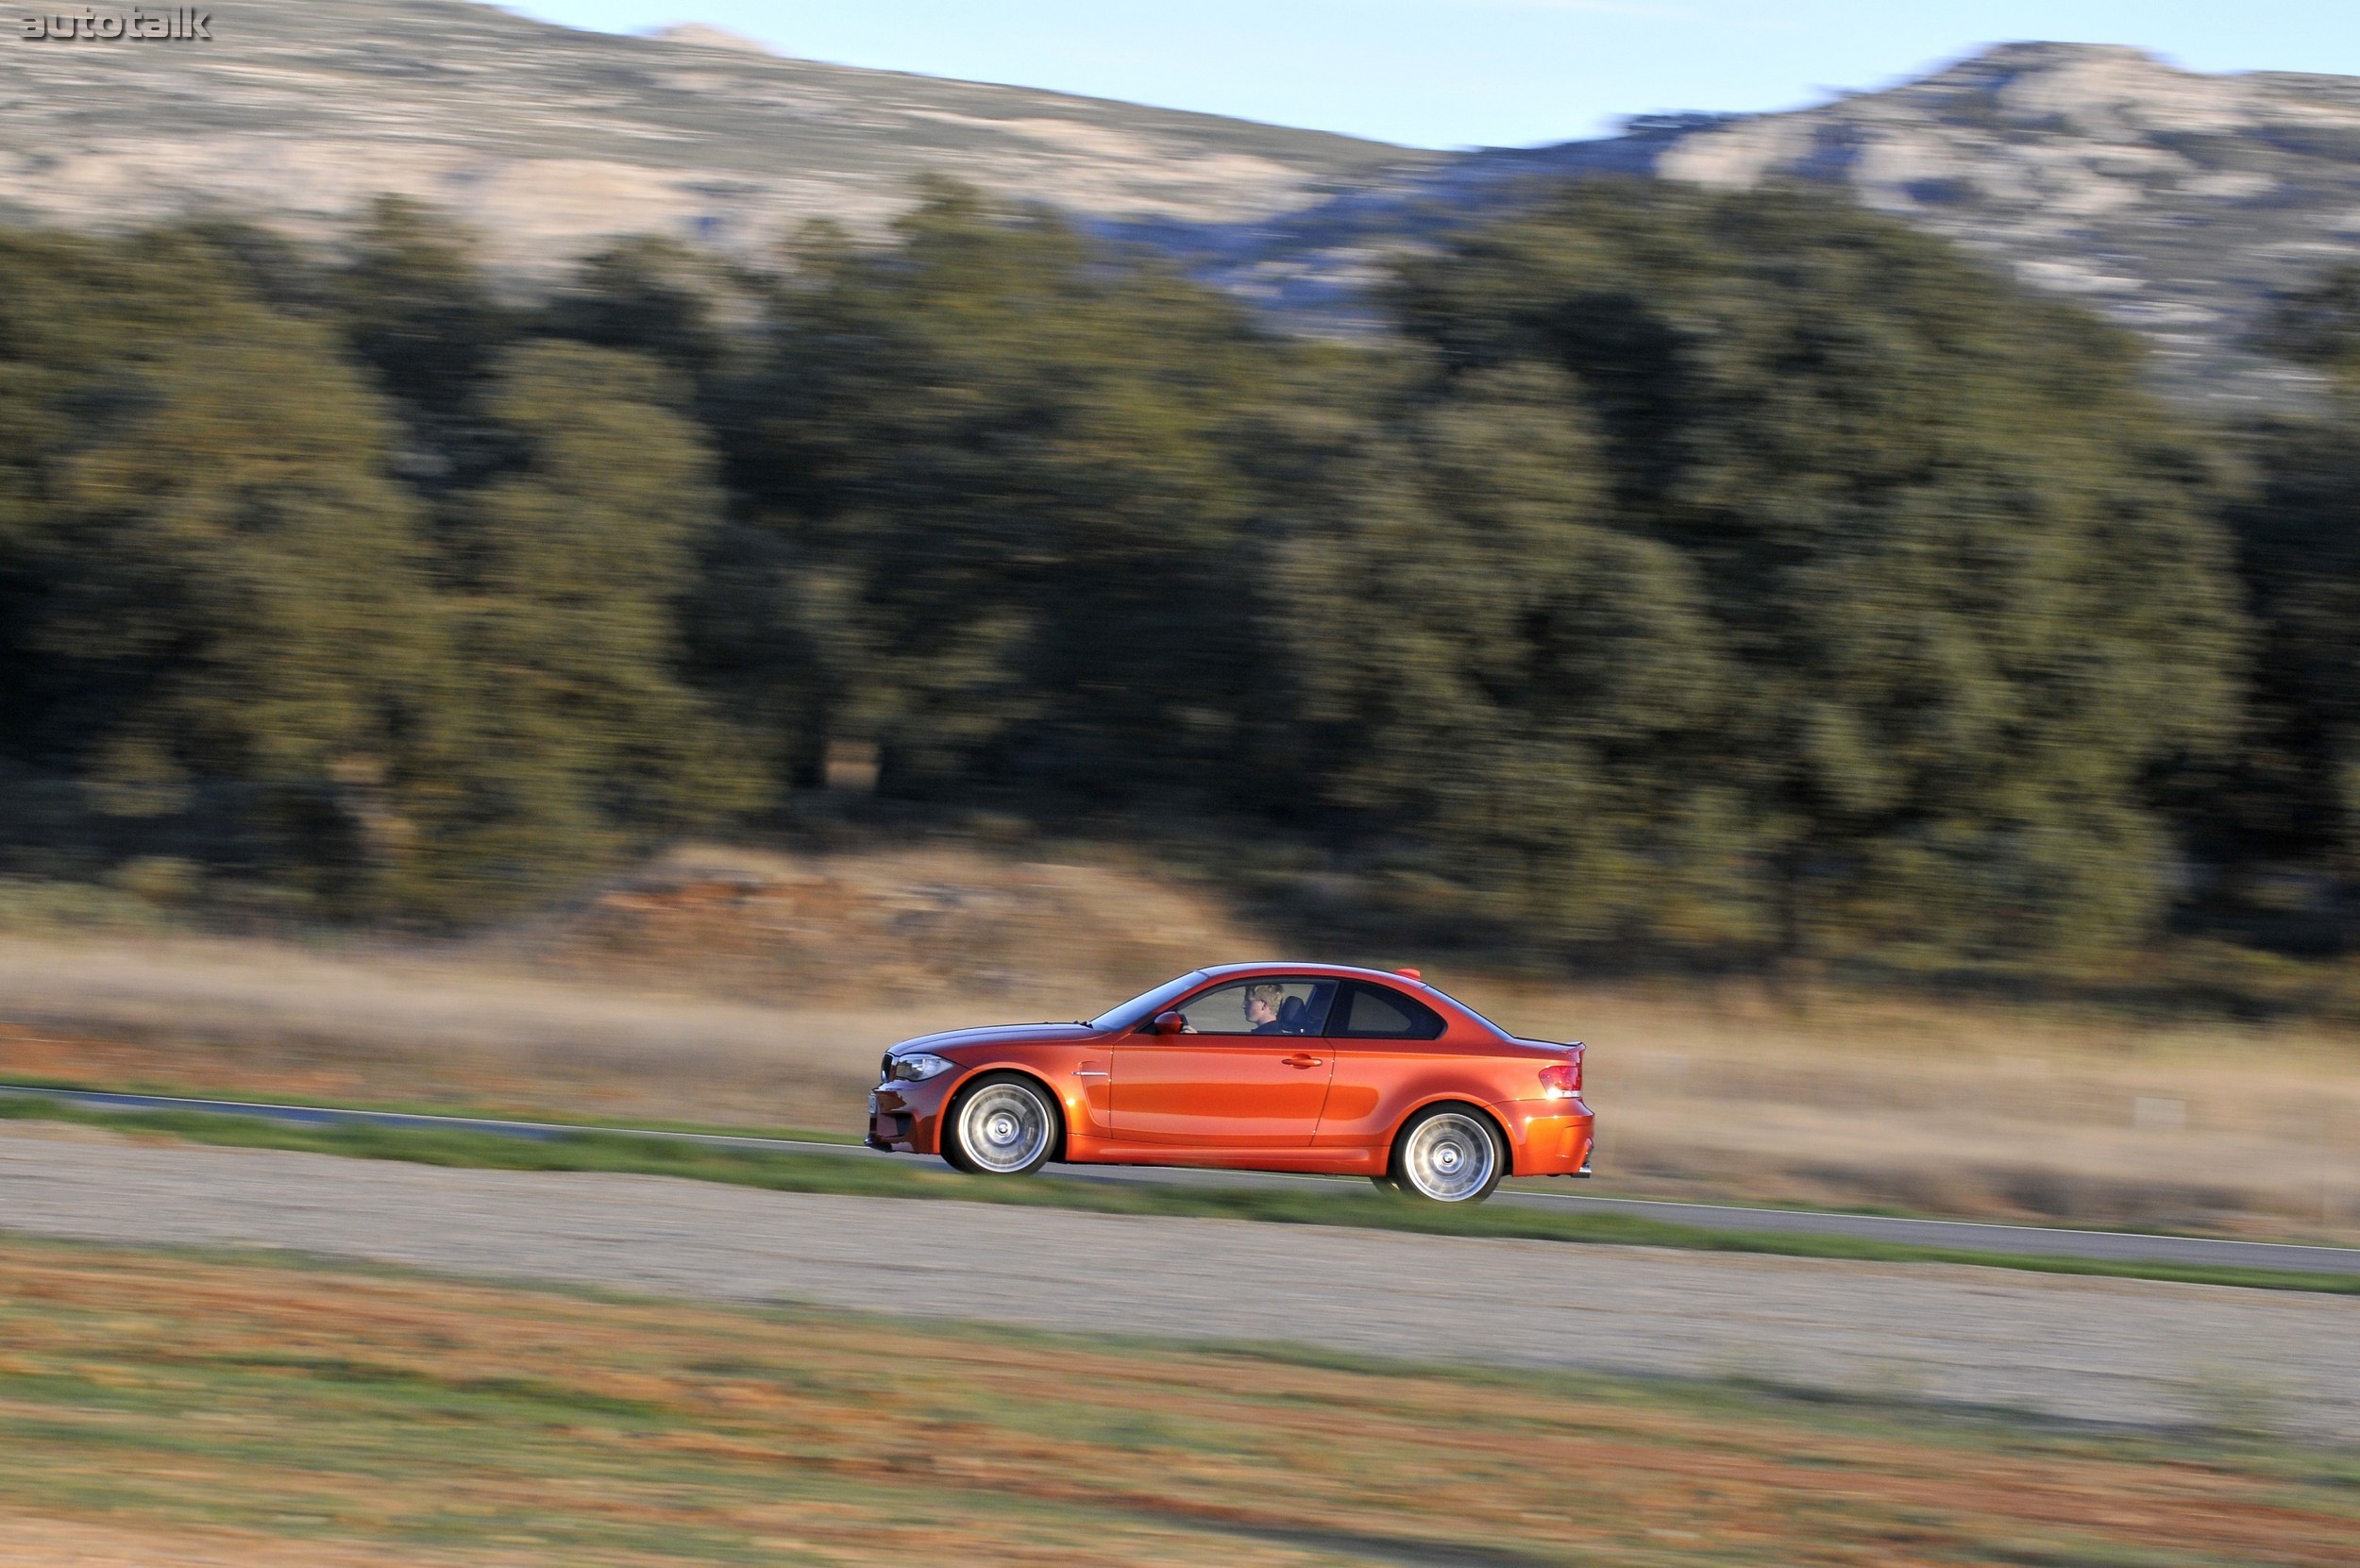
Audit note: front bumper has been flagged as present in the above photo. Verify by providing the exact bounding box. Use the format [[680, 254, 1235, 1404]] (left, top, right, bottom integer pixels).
[[1492, 1098, 1595, 1177], [867, 1074, 956, 1154]]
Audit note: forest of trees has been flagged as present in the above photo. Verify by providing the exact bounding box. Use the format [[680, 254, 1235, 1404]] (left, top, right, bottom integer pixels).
[[4, 177, 2359, 977]]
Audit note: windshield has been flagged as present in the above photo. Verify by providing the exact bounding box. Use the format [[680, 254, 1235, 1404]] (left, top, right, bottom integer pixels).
[[1087, 970, 1207, 1031]]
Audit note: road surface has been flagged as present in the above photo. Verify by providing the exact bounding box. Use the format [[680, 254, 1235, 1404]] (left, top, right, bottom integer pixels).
[[3, 1125, 2354, 1441]]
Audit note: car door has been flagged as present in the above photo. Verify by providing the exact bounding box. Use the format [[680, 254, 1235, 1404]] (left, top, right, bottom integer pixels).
[[1309, 981, 1452, 1148], [1111, 978, 1339, 1147]]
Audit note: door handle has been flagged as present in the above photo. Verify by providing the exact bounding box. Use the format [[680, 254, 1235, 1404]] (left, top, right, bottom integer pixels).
[[1280, 1054, 1325, 1069]]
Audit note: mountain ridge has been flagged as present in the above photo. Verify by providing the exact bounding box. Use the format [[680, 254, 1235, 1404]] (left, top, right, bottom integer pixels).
[[4, 6, 2356, 406], [0, 0, 1425, 264], [1138, 42, 2360, 409]]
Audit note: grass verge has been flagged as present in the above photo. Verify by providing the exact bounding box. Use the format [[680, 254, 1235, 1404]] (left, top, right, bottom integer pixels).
[[0, 1234, 2353, 1567], [0, 1071, 867, 1142], [5, 1093, 2356, 1295]]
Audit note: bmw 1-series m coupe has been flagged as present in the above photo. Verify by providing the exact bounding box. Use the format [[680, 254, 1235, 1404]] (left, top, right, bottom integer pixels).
[[866, 964, 1592, 1203]]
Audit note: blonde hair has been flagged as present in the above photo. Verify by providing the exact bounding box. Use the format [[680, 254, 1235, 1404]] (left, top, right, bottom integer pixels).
[[1246, 984, 1286, 1010]]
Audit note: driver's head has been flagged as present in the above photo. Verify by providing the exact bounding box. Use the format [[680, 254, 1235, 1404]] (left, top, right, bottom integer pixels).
[[1245, 984, 1285, 1024]]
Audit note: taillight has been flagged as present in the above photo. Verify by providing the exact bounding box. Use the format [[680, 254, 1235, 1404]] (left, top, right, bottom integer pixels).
[[1540, 1046, 1583, 1099]]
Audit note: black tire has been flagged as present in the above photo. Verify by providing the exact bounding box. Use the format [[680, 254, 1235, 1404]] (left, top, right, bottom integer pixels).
[[942, 1072, 1059, 1176], [1369, 1173, 1405, 1195], [1387, 1104, 1507, 1204]]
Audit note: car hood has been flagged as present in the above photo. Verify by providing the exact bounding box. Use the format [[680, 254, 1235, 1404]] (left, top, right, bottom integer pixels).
[[889, 1022, 1104, 1055]]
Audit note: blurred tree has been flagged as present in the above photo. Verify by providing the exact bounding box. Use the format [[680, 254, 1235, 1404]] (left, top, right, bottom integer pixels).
[[539, 236, 732, 385], [0, 194, 2280, 968], [0, 233, 450, 910], [2199, 269, 2360, 931], [176, 218, 338, 319], [2218, 418, 2360, 881], [334, 195, 509, 414], [728, 181, 1292, 806], [328, 198, 515, 504], [396, 341, 760, 914], [1387, 183, 2246, 961], [0, 230, 754, 920], [1280, 362, 1755, 947], [2258, 263, 2360, 394]]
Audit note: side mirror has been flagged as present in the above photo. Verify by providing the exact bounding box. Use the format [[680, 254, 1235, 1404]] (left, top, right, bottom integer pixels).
[[1151, 1010, 1187, 1036]]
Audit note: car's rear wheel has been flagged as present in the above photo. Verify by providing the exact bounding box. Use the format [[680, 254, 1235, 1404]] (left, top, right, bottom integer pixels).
[[1389, 1104, 1506, 1204], [943, 1073, 1058, 1176]]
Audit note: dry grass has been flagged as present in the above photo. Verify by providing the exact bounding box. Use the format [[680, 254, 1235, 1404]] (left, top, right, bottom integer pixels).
[[1, 841, 2356, 1239], [0, 948, 923, 1132], [0, 843, 1251, 1130], [0, 1235, 2353, 1567], [1458, 979, 2360, 1241]]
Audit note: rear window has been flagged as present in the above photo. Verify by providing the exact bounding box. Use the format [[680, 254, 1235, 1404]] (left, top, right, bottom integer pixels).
[[1331, 983, 1445, 1040], [1418, 982, 1509, 1037]]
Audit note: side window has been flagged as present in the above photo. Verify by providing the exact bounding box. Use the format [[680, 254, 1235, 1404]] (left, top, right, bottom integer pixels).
[[1170, 979, 1337, 1037], [1330, 983, 1446, 1040]]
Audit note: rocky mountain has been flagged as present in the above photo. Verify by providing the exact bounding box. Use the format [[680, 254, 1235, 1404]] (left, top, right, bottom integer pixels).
[[1138, 42, 2360, 412], [5, 6, 2357, 408], [0, 0, 1424, 263]]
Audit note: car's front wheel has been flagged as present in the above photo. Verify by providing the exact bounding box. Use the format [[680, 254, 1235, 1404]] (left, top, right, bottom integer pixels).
[[1388, 1104, 1506, 1203], [943, 1073, 1058, 1176]]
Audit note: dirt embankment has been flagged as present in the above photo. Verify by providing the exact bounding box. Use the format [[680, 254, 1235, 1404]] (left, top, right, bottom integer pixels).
[[509, 841, 1258, 1006]]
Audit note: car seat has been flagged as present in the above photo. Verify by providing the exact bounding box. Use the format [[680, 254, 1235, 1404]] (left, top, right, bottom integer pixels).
[[1275, 994, 1309, 1035]]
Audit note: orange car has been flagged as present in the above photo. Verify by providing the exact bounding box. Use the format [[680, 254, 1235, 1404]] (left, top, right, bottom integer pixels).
[[866, 963, 1592, 1203]]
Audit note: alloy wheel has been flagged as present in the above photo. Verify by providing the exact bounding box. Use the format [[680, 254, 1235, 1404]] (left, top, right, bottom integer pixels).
[[1397, 1110, 1501, 1203], [955, 1080, 1054, 1174]]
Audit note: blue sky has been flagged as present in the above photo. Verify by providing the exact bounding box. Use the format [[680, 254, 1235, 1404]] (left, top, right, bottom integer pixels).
[[507, 1, 2358, 150]]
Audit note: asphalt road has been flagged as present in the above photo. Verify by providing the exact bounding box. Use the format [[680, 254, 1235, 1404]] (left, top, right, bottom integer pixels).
[[5, 1126, 2356, 1442], [8, 1083, 2360, 1276]]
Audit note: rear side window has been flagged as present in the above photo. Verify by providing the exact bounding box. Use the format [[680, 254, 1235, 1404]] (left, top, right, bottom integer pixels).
[[1329, 983, 1445, 1040]]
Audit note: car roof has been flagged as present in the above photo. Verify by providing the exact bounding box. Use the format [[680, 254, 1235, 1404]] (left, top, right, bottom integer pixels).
[[1172, 964, 1511, 1038], [1196, 961, 1436, 986]]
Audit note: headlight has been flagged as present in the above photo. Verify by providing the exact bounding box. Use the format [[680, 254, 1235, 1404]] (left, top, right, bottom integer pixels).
[[887, 1053, 954, 1083]]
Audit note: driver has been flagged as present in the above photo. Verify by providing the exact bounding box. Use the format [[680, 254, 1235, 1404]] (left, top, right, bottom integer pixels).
[[1244, 983, 1288, 1035]]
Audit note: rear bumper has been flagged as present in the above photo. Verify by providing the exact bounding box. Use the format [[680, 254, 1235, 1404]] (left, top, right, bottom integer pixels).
[[1492, 1098, 1595, 1177]]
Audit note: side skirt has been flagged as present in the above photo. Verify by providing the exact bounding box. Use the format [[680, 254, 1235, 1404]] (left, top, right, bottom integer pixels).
[[1062, 1136, 1385, 1177]]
